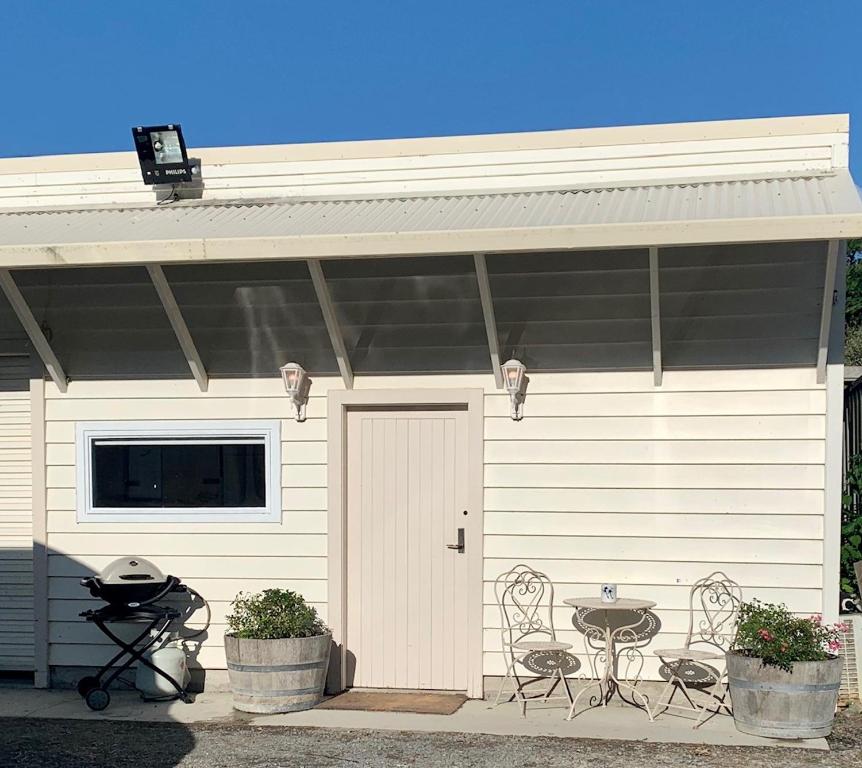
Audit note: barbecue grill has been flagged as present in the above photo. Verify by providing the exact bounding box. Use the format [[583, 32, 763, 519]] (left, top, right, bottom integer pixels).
[[77, 556, 191, 711]]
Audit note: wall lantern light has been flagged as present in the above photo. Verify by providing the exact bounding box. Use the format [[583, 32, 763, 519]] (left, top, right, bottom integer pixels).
[[280, 362, 311, 422], [501, 358, 528, 420]]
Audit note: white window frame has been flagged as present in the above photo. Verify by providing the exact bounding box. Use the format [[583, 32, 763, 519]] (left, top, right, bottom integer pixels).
[[75, 420, 282, 523]]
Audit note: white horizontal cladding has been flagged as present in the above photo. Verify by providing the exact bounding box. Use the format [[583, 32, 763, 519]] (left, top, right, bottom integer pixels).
[[484, 512, 823, 540], [45, 509, 327, 535], [484, 439, 825, 465], [0, 371, 33, 671], [0, 114, 848, 208], [49, 576, 327, 603], [42, 367, 830, 682], [484, 463, 824, 490], [47, 532, 328, 557], [484, 390, 827, 417], [47, 554, 326, 580], [480, 586, 823, 617], [48, 599, 329, 627], [485, 487, 823, 515], [485, 414, 826, 440], [485, 535, 822, 564]]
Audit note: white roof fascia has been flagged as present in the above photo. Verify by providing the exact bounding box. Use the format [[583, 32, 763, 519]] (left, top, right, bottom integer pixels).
[[0, 212, 860, 270], [0, 114, 848, 175]]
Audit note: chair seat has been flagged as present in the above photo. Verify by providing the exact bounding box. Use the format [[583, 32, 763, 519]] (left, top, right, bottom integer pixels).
[[513, 640, 572, 652], [653, 647, 724, 661]]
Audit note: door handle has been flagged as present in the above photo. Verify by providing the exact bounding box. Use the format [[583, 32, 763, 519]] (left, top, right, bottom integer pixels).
[[446, 527, 465, 554]]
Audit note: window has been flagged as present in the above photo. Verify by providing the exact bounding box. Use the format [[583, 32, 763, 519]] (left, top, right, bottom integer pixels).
[[76, 421, 281, 522]]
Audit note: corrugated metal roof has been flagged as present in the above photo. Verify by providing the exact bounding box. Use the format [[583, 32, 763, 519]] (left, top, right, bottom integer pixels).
[[0, 172, 860, 248]]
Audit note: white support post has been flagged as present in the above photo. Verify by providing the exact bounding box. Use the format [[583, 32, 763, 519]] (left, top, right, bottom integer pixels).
[[0, 269, 67, 392], [816, 240, 840, 385], [474, 253, 504, 389], [307, 259, 353, 390], [648, 247, 663, 387], [823, 241, 846, 622], [146, 264, 208, 392]]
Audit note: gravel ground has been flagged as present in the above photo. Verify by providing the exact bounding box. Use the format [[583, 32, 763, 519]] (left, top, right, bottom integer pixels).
[[0, 710, 859, 767]]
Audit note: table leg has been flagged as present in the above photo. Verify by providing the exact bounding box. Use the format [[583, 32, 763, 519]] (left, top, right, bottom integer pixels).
[[567, 623, 612, 719], [607, 610, 653, 719], [567, 608, 653, 720]]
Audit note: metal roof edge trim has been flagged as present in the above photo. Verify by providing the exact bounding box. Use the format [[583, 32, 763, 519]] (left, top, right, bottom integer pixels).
[[1, 213, 860, 270], [0, 114, 848, 175]]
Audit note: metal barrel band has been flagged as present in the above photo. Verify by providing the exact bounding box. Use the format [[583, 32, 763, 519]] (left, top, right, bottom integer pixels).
[[728, 677, 840, 693], [231, 686, 323, 697], [732, 713, 835, 730], [226, 660, 326, 673]]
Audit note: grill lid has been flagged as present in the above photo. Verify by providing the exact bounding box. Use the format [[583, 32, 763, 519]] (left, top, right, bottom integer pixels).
[[98, 556, 166, 585]]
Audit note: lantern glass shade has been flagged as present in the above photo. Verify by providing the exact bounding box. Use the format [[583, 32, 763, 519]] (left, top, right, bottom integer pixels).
[[280, 362, 307, 395], [501, 359, 526, 393]]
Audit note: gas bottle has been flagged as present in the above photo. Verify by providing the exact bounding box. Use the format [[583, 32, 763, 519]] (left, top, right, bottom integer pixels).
[[135, 635, 190, 697]]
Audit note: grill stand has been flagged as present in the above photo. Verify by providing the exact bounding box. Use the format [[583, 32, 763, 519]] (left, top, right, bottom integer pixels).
[[77, 606, 191, 711]]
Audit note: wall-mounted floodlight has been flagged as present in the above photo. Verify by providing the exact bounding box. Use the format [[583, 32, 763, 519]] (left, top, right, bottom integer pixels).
[[501, 358, 528, 420], [280, 362, 311, 422], [132, 124, 193, 185]]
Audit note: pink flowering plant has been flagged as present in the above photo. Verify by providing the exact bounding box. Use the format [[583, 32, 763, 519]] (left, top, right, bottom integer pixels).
[[732, 599, 847, 672]]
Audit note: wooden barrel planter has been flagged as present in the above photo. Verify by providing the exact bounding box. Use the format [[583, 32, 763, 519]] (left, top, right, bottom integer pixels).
[[727, 651, 842, 738], [224, 633, 331, 713]]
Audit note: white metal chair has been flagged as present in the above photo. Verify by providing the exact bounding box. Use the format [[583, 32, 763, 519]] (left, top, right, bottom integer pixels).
[[652, 571, 742, 727], [492, 564, 578, 716]]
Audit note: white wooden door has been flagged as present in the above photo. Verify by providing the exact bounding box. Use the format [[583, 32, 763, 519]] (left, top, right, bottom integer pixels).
[[346, 408, 469, 691], [0, 356, 33, 672]]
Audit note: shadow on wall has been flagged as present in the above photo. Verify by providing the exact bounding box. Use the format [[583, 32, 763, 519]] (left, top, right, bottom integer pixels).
[[0, 547, 202, 768]]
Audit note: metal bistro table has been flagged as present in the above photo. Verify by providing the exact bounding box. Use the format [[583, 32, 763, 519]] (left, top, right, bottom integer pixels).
[[563, 597, 656, 721]]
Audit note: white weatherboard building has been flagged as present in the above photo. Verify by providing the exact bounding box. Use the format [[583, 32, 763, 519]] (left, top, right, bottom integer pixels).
[[0, 114, 859, 697]]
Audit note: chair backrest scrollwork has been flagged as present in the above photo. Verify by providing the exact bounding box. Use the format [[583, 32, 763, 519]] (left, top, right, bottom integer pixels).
[[685, 571, 742, 652], [494, 564, 557, 655]]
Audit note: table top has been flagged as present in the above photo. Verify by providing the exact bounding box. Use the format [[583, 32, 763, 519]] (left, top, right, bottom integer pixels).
[[563, 597, 656, 611]]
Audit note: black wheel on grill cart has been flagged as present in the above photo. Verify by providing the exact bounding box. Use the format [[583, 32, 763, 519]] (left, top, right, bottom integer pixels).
[[84, 687, 110, 711], [77, 676, 99, 697]]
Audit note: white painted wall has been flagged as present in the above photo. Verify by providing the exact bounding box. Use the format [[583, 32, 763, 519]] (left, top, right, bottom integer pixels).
[[42, 367, 827, 683], [0, 356, 33, 671]]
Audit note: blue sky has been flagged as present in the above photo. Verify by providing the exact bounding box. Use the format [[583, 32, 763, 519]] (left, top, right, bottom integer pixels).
[[3, 1, 861, 175]]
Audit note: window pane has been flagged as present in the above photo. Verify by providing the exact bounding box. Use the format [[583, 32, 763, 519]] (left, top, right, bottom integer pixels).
[[92, 442, 266, 508]]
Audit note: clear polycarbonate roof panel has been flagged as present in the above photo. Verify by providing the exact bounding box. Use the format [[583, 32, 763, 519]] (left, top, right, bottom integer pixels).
[[12, 266, 189, 379], [486, 249, 653, 371], [659, 240, 826, 369], [0, 290, 28, 354], [163, 261, 338, 376], [321, 255, 490, 374]]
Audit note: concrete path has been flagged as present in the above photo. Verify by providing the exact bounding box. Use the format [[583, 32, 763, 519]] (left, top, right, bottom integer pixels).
[[0, 687, 828, 750], [1, 714, 860, 768]]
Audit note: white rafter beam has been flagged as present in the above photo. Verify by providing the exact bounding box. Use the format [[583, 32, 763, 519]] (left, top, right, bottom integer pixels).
[[146, 264, 208, 392], [0, 269, 67, 393], [648, 247, 663, 387], [474, 253, 504, 389], [307, 259, 353, 390], [816, 239, 840, 384]]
